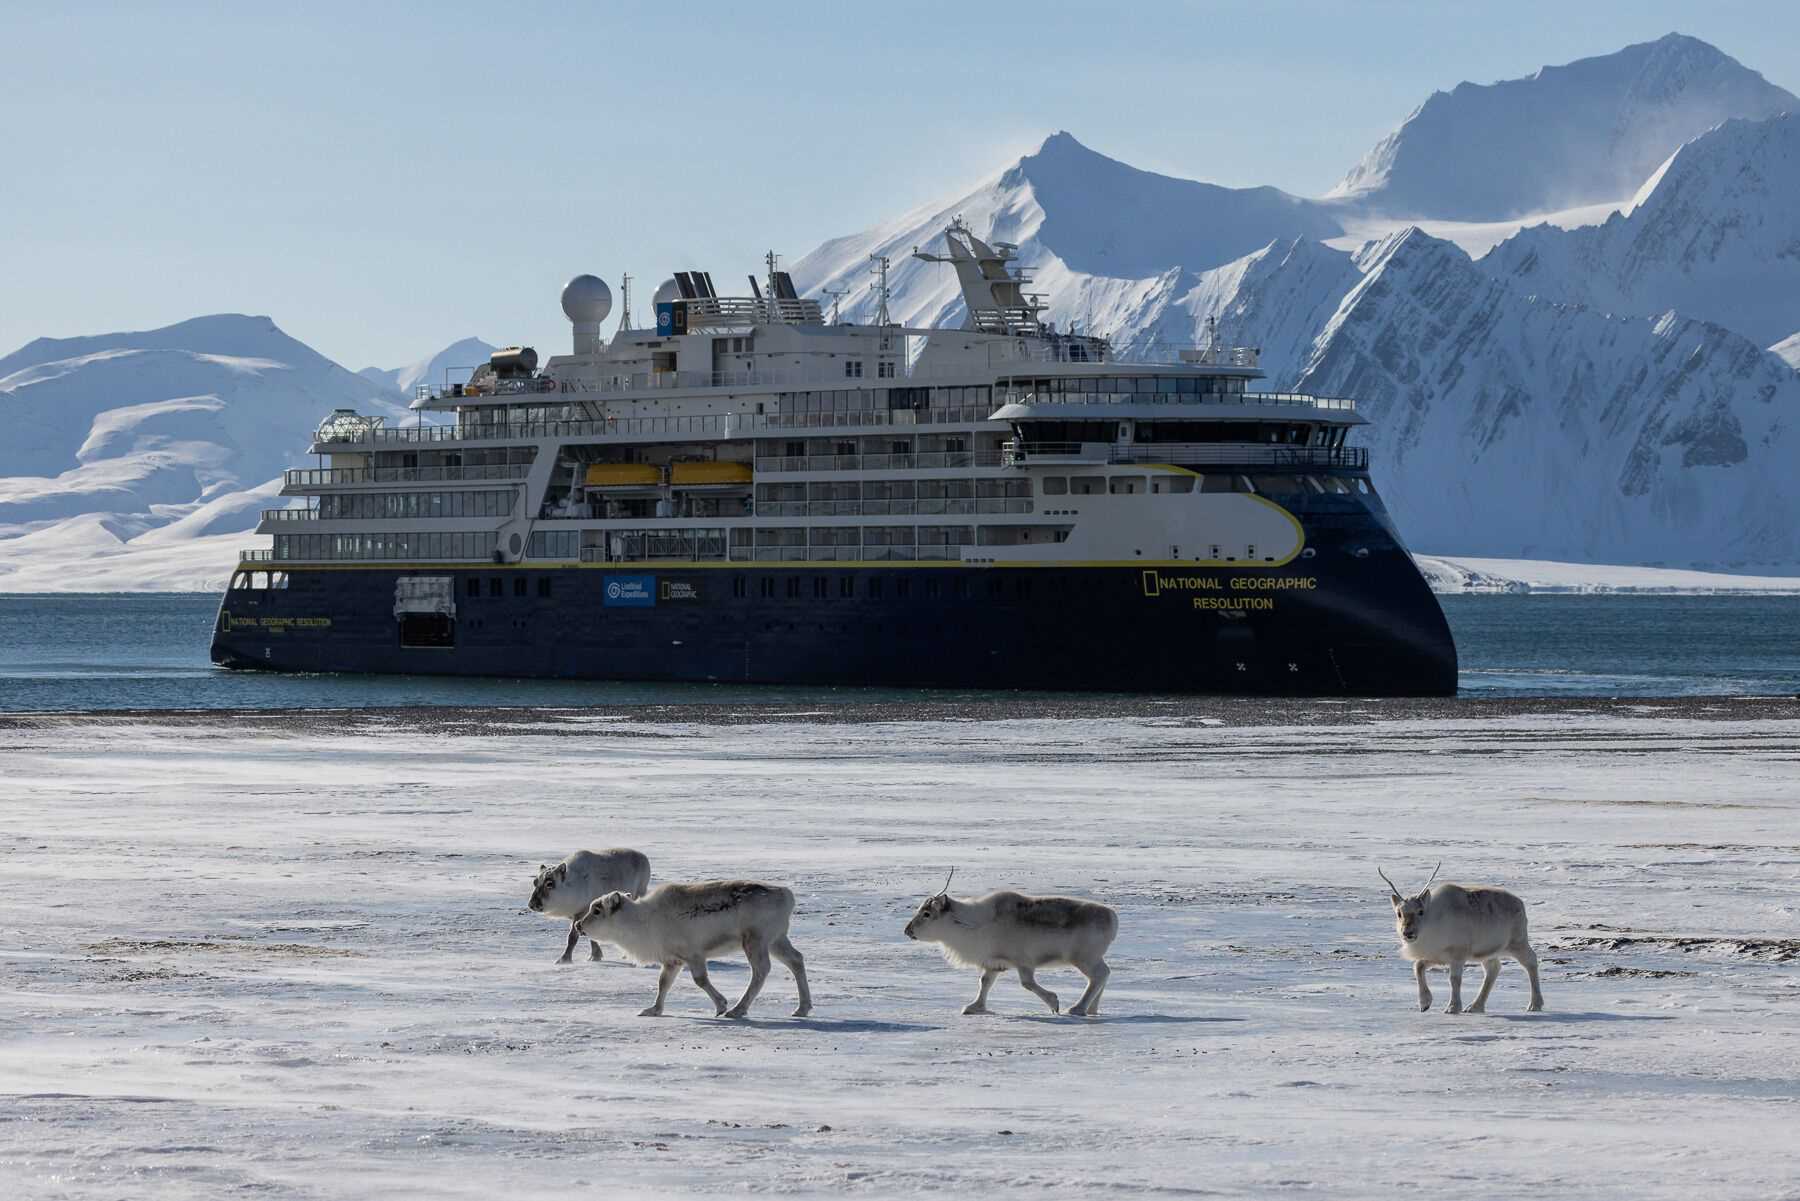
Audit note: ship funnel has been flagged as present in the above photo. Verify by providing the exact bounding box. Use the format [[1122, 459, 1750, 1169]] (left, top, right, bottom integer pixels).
[[561, 274, 612, 354]]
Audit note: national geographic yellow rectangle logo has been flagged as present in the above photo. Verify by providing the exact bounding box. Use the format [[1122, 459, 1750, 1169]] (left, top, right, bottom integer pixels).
[[1141, 570, 1161, 597]]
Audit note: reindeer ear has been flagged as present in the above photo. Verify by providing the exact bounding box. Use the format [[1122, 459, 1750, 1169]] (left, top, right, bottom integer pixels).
[[1390, 894, 1403, 911], [557, 864, 568, 881]]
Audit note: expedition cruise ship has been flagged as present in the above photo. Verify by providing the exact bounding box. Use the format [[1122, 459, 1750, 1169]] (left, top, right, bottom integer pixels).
[[211, 222, 1457, 694]]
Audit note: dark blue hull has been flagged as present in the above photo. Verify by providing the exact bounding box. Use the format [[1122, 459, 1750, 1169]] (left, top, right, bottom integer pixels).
[[210, 547, 1457, 697]]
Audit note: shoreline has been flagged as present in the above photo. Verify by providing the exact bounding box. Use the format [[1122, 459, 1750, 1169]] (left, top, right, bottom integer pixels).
[[4, 692, 1798, 731]]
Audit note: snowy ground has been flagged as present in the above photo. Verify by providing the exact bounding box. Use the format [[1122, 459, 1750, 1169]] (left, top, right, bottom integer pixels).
[[1414, 554, 1800, 595], [2, 701, 1798, 1199]]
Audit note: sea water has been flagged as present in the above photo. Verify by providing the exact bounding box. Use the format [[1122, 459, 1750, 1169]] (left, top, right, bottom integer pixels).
[[0, 591, 1796, 711]]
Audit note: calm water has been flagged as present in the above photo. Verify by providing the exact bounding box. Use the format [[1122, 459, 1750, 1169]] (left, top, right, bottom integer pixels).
[[0, 592, 1796, 712]]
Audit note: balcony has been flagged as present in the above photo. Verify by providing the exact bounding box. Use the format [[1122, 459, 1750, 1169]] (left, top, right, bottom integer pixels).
[[752, 450, 1005, 474], [282, 464, 530, 489]]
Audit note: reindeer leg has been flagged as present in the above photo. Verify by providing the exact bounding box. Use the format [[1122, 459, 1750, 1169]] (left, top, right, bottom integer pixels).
[[771, 935, 811, 1017], [1513, 941, 1545, 1012], [1069, 959, 1110, 1017], [1414, 960, 1432, 1012], [557, 922, 580, 965], [725, 933, 771, 1019], [639, 960, 679, 1017], [1468, 957, 1500, 1013], [1015, 965, 1060, 1015], [589, 939, 604, 962], [687, 958, 729, 1016], [1445, 960, 1465, 1014], [963, 968, 1000, 1015]]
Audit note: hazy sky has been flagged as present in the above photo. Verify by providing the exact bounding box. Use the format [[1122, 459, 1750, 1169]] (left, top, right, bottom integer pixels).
[[4, 1, 1796, 370]]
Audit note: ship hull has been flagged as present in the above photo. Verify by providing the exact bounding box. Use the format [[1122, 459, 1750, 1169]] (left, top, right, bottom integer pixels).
[[209, 551, 1457, 696]]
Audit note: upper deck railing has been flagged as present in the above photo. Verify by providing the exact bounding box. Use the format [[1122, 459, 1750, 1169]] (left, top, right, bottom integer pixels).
[[313, 407, 1003, 448], [1002, 442, 1369, 470], [283, 464, 530, 488]]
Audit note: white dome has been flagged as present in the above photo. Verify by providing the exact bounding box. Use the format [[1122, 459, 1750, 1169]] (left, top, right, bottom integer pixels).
[[561, 274, 613, 325], [651, 277, 681, 307]]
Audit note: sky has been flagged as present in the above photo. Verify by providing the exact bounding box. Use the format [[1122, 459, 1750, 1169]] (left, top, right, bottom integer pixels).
[[4, 0, 1797, 371]]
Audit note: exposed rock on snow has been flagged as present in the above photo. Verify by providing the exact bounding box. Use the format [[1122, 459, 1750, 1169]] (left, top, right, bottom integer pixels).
[[1480, 114, 1800, 345], [1328, 33, 1797, 220], [1416, 554, 1800, 594]]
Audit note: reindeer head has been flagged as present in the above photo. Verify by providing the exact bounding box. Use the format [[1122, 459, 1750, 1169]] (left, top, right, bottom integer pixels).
[[574, 891, 630, 938], [528, 861, 569, 912], [904, 868, 958, 941], [1380, 863, 1440, 943]]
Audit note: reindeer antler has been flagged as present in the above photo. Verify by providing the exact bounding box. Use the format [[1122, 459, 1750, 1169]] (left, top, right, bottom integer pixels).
[[1377, 866, 1403, 899], [937, 866, 956, 897], [1422, 861, 1442, 891]]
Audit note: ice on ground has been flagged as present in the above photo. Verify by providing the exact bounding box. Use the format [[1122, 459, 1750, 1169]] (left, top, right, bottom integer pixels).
[[1416, 554, 1800, 594], [2, 705, 1798, 1198]]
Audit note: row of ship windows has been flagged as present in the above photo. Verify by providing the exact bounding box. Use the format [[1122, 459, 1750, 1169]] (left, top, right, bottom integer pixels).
[[318, 490, 515, 520]]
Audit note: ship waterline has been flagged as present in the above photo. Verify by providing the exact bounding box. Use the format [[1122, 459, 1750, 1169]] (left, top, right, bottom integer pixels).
[[211, 221, 1456, 694]]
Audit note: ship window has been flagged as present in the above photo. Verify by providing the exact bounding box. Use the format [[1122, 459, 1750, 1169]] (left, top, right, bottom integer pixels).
[[1041, 477, 1068, 495], [490, 576, 503, 596], [1251, 474, 1305, 496], [1247, 544, 1256, 559], [467, 577, 481, 597], [844, 360, 863, 378], [1070, 476, 1103, 495], [868, 577, 883, 599], [538, 577, 552, 598], [786, 577, 801, 598], [877, 361, 895, 378], [514, 577, 527, 597], [760, 578, 774, 598], [732, 576, 746, 599], [813, 577, 827, 598], [1108, 476, 1145, 495]]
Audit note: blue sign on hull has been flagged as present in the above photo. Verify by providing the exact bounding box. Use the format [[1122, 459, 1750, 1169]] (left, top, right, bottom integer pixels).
[[603, 574, 656, 607]]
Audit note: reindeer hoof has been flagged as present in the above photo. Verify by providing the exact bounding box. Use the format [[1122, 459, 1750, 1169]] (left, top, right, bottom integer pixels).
[[1445, 1002, 1463, 1015], [791, 1005, 811, 1018], [1467, 1002, 1486, 1014], [556, 955, 573, 965], [1528, 999, 1544, 1013], [1069, 1006, 1091, 1017], [724, 1005, 750, 1020], [637, 1006, 664, 1017], [962, 1003, 990, 1015]]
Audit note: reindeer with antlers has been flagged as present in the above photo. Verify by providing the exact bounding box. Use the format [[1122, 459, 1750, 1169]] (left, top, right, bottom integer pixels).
[[903, 869, 1119, 1017], [1380, 863, 1544, 1014]]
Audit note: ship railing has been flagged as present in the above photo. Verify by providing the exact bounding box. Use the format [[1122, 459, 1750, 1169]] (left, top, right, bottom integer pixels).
[[1000, 442, 1368, 469], [260, 508, 319, 521], [239, 549, 275, 562], [752, 450, 1006, 474], [995, 388, 1355, 411], [282, 464, 531, 487], [316, 406, 1009, 448]]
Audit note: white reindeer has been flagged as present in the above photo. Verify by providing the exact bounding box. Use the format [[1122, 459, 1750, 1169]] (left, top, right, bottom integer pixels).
[[903, 870, 1118, 1017], [1382, 864, 1544, 1014], [573, 880, 813, 1019], [528, 849, 652, 964]]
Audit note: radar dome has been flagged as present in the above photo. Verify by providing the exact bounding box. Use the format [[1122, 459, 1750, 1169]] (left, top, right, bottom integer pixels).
[[651, 277, 681, 307], [561, 275, 613, 325]]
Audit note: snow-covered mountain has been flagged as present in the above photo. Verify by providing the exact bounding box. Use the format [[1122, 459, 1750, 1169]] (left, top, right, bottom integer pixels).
[[0, 316, 411, 590], [1329, 33, 1796, 220], [359, 336, 497, 398], [1478, 114, 1800, 346], [1287, 229, 1800, 567], [790, 132, 1343, 330], [1773, 332, 1800, 370]]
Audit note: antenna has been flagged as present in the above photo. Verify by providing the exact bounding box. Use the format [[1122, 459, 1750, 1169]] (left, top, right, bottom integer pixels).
[[617, 272, 633, 332], [764, 250, 781, 322], [822, 285, 850, 324], [868, 253, 891, 327]]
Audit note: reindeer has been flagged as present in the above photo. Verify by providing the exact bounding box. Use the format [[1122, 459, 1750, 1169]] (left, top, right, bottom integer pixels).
[[528, 849, 651, 963], [904, 870, 1118, 1017], [1381, 863, 1544, 1014], [574, 880, 812, 1019]]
